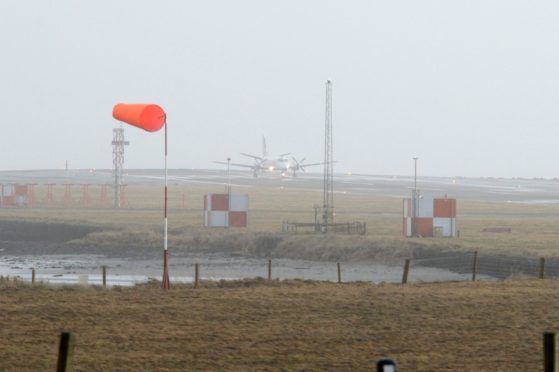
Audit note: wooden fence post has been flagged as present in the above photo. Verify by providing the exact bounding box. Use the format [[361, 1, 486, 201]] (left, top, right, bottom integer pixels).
[[337, 262, 341, 284], [472, 251, 478, 281], [57, 332, 75, 372], [194, 264, 200, 289], [268, 259, 272, 281], [544, 332, 556, 372], [540, 258, 546, 280], [102, 266, 107, 288], [402, 259, 410, 284], [31, 268, 36, 284]]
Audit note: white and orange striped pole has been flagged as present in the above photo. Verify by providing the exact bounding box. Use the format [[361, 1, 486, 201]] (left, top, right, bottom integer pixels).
[[162, 117, 170, 289], [112, 103, 170, 289]]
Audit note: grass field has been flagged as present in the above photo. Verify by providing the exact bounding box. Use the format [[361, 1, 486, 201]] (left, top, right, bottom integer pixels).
[[1, 184, 559, 260], [2, 185, 559, 370], [1, 278, 558, 371]]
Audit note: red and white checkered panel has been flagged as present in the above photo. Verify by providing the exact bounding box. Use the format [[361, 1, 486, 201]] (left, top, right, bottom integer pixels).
[[433, 198, 456, 218], [403, 197, 457, 238], [204, 194, 249, 227]]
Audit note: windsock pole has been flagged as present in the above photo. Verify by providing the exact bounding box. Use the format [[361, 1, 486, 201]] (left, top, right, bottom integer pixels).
[[162, 117, 170, 289], [112, 103, 169, 289]]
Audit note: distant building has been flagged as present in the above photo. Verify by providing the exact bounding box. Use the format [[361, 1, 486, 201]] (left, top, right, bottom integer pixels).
[[1, 184, 29, 207]]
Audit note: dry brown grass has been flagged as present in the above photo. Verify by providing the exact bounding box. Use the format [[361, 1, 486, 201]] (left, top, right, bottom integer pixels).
[[1, 279, 558, 371]]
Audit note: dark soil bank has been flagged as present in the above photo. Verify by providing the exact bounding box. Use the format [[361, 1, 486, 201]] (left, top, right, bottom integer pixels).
[[0, 220, 106, 256], [0, 219, 555, 279], [0, 220, 100, 243]]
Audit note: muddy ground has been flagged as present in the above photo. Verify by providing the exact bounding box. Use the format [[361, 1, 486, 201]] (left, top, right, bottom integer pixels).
[[0, 220, 107, 255], [0, 219, 554, 280]]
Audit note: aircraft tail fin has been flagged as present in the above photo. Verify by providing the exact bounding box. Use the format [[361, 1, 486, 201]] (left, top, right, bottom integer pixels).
[[262, 136, 268, 157]]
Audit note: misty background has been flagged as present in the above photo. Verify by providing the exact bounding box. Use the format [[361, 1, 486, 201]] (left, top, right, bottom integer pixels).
[[0, 1, 558, 178]]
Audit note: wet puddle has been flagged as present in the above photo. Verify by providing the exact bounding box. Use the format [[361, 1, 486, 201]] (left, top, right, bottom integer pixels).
[[0, 254, 490, 286]]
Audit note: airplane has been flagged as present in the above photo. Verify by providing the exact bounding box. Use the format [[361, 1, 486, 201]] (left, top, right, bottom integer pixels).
[[216, 137, 324, 177]]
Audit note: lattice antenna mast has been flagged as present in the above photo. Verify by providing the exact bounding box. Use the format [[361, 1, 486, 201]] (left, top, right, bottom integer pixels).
[[112, 126, 129, 208], [322, 80, 334, 231]]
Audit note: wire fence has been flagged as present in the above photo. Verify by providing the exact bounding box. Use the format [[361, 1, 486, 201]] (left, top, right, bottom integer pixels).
[[1, 251, 558, 287], [410, 251, 559, 281]]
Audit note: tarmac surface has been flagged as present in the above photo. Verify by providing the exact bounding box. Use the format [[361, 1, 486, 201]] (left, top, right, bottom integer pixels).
[[0, 168, 557, 204]]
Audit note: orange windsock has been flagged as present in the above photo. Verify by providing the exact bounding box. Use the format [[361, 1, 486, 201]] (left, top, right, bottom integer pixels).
[[112, 103, 166, 132]]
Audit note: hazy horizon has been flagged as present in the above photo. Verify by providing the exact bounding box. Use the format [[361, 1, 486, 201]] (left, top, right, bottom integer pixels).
[[2, 168, 559, 182], [1, 1, 558, 178]]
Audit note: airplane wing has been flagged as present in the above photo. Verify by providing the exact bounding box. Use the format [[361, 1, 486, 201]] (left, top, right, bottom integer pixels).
[[289, 160, 337, 172], [298, 161, 326, 168], [240, 153, 262, 161], [214, 161, 256, 169]]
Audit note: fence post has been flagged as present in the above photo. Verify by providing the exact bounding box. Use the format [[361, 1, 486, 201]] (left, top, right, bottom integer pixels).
[[540, 258, 546, 280], [194, 264, 200, 289], [31, 268, 36, 284], [268, 259, 272, 281], [337, 262, 341, 284], [544, 332, 556, 372], [57, 332, 75, 372], [472, 251, 478, 281], [102, 266, 107, 288], [402, 259, 410, 284]]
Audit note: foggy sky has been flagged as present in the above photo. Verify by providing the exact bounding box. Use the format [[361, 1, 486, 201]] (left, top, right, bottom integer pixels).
[[1, 1, 558, 178]]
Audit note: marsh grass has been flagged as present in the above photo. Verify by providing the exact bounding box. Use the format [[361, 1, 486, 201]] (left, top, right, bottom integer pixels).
[[1, 279, 559, 370], [1, 185, 559, 259], [1, 184, 557, 370]]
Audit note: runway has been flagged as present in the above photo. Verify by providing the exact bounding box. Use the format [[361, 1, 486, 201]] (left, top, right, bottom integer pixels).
[[0, 169, 557, 204]]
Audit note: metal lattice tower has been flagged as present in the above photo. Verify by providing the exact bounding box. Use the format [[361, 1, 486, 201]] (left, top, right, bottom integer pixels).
[[322, 80, 334, 231], [112, 126, 129, 208]]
